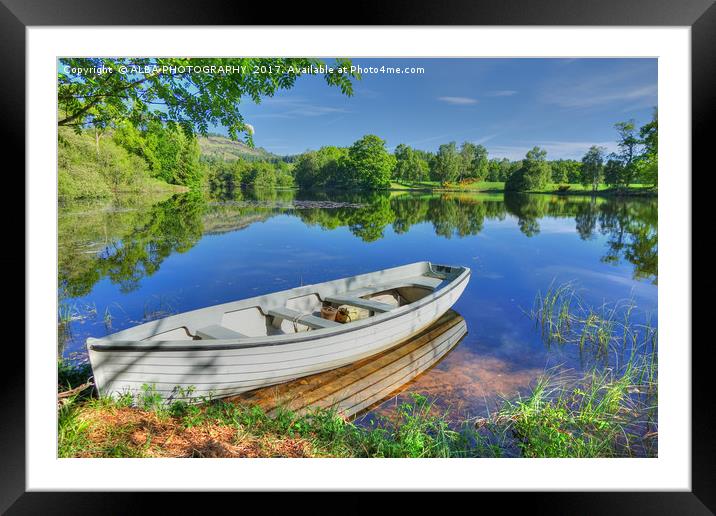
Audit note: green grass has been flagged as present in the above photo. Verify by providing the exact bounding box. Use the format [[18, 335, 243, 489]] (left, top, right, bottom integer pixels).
[[390, 180, 504, 191], [496, 365, 657, 457], [390, 180, 655, 195], [58, 364, 656, 458]]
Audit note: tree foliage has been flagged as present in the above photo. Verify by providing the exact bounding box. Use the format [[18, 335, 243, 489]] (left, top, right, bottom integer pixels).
[[432, 142, 461, 185], [58, 125, 172, 199], [580, 146, 606, 192], [487, 158, 512, 182], [292, 136, 394, 190], [393, 144, 429, 182], [458, 142, 489, 181], [636, 108, 658, 186], [613, 120, 642, 186], [58, 58, 359, 144], [343, 135, 395, 189], [505, 147, 551, 191], [293, 146, 348, 189], [204, 157, 295, 195], [550, 159, 582, 184]]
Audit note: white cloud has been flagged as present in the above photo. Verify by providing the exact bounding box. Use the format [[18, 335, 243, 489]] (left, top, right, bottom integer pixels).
[[250, 98, 350, 118], [472, 134, 498, 145], [546, 84, 657, 109], [488, 140, 618, 160], [406, 133, 453, 146], [285, 106, 349, 117], [540, 64, 657, 110], [437, 96, 478, 105], [486, 90, 518, 97]]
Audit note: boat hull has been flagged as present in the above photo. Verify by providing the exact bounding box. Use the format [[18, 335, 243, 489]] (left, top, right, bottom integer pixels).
[[88, 263, 470, 401], [233, 310, 468, 419]]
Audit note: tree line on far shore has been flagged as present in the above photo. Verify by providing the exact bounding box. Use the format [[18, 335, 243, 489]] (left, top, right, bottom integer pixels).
[[291, 109, 657, 192], [59, 107, 657, 200]]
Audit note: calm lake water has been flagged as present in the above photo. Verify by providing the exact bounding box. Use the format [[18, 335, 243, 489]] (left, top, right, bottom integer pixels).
[[58, 189, 657, 419]]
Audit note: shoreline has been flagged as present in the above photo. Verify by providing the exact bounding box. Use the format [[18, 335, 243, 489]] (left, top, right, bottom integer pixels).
[[388, 183, 657, 197]]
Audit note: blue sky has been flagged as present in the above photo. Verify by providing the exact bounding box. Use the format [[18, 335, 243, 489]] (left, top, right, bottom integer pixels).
[[220, 58, 657, 160]]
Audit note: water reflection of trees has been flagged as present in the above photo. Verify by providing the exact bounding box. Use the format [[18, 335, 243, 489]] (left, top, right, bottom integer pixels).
[[295, 192, 395, 242], [59, 189, 658, 299], [596, 199, 658, 283], [296, 192, 507, 240], [502, 193, 656, 283], [59, 193, 206, 299]]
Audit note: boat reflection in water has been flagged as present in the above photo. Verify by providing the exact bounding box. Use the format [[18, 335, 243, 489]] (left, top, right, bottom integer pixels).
[[230, 310, 467, 418]]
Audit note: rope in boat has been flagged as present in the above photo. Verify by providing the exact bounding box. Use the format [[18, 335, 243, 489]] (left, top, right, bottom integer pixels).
[[292, 312, 313, 333]]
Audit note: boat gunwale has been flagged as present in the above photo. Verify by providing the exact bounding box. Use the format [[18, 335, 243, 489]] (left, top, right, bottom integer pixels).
[[88, 266, 471, 352]]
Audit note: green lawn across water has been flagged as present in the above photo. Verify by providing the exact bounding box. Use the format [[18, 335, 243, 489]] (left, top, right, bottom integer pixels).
[[390, 180, 654, 194]]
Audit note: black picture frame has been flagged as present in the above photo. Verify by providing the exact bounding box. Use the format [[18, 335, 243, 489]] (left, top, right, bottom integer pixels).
[[4, 0, 711, 512]]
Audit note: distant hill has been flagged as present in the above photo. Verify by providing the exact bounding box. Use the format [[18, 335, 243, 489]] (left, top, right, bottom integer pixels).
[[198, 135, 281, 161]]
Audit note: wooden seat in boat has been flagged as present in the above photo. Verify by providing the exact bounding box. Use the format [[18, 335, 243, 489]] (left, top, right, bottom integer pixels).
[[324, 295, 395, 313], [268, 307, 342, 329], [196, 324, 247, 340], [403, 276, 444, 289]]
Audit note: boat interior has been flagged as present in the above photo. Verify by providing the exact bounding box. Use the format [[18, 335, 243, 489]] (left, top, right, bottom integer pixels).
[[191, 277, 443, 341], [90, 263, 466, 344]]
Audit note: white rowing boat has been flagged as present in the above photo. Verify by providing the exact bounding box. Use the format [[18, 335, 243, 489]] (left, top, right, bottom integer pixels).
[[87, 261, 470, 401]]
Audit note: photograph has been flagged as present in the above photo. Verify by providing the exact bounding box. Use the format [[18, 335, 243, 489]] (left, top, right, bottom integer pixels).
[[5, 5, 706, 506], [56, 56, 660, 460]]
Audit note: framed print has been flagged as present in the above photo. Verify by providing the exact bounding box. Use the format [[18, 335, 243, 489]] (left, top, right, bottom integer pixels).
[[5, 0, 713, 512]]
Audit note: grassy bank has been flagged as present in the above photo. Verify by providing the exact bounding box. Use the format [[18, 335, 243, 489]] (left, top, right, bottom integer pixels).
[[57, 358, 657, 458], [58, 127, 191, 201], [390, 180, 656, 196], [58, 284, 657, 458]]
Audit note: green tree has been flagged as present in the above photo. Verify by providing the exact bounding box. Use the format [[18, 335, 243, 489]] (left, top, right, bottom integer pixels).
[[174, 135, 202, 188], [293, 146, 347, 189], [58, 58, 358, 143], [343, 135, 394, 189], [274, 161, 295, 188], [458, 142, 489, 181], [581, 146, 606, 192], [204, 157, 244, 196], [506, 160, 522, 182], [636, 108, 658, 186], [505, 147, 551, 191], [565, 160, 582, 183], [550, 159, 582, 184], [244, 162, 278, 189], [113, 120, 203, 187], [614, 120, 642, 186], [293, 151, 322, 189], [487, 158, 510, 182], [433, 142, 461, 185], [394, 144, 429, 182], [318, 146, 349, 187], [603, 158, 624, 188], [393, 144, 411, 181]]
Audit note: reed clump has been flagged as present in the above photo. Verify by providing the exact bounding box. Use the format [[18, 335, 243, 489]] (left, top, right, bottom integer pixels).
[[530, 282, 657, 362], [511, 282, 658, 457]]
